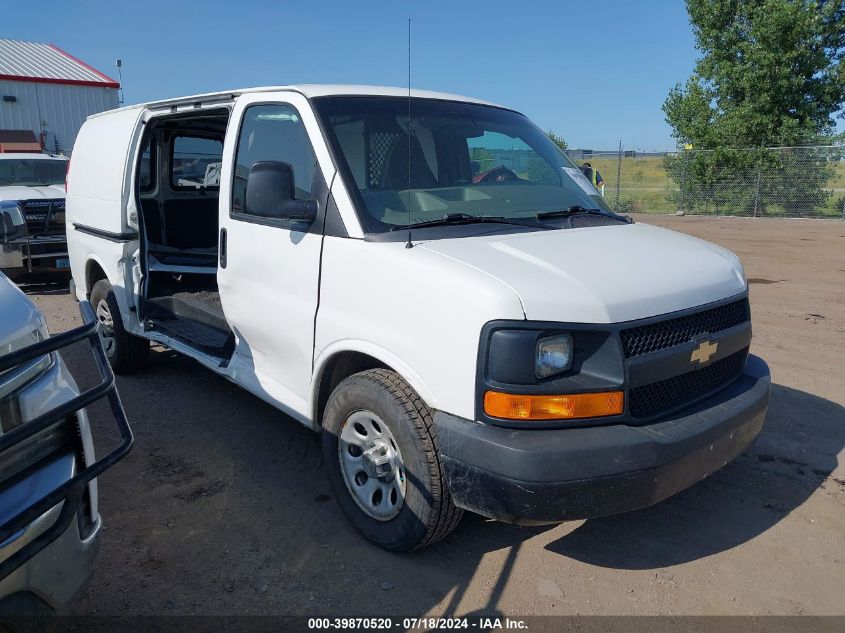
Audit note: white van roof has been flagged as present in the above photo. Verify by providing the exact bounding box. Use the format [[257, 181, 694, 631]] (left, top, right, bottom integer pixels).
[[87, 84, 503, 119]]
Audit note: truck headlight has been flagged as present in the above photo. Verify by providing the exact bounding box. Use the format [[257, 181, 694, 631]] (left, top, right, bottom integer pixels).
[[535, 333, 573, 378], [0, 317, 52, 413]]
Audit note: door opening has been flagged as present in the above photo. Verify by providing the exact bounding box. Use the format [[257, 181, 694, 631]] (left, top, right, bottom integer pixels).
[[134, 108, 234, 358]]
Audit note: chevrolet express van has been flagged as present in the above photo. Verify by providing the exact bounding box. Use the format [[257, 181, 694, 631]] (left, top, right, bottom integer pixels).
[[65, 85, 770, 551], [0, 203, 132, 614]]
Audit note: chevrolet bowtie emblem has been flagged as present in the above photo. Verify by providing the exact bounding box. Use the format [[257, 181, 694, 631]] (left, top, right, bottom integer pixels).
[[690, 340, 718, 365]]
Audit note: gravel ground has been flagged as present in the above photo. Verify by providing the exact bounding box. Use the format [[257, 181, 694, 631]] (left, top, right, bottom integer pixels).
[[19, 215, 845, 617]]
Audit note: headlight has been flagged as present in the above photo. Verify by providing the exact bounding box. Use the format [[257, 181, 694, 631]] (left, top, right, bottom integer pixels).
[[0, 200, 27, 242], [0, 317, 52, 406], [535, 333, 573, 378]]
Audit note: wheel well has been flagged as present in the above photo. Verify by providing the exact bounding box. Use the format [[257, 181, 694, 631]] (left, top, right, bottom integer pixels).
[[85, 260, 108, 298], [314, 352, 388, 427]]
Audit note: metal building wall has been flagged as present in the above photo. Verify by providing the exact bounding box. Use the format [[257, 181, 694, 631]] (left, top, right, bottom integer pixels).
[[0, 79, 118, 154]]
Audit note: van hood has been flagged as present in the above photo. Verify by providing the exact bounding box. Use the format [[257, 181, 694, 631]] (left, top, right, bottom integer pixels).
[[418, 223, 747, 323], [0, 184, 65, 202]]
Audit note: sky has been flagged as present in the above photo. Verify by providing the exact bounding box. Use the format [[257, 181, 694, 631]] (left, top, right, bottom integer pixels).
[[3, 1, 705, 150]]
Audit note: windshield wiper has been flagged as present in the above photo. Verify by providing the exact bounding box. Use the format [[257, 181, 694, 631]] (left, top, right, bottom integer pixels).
[[390, 213, 547, 231], [536, 205, 605, 220]]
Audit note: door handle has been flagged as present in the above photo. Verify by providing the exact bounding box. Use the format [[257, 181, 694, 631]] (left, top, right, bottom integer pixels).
[[219, 228, 227, 269]]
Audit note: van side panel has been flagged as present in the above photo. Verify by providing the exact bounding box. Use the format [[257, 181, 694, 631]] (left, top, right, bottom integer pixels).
[[66, 108, 144, 328], [313, 237, 525, 422], [66, 108, 144, 234]]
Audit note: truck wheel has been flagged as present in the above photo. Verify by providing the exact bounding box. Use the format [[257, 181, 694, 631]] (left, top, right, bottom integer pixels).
[[89, 279, 149, 374], [322, 369, 463, 551]]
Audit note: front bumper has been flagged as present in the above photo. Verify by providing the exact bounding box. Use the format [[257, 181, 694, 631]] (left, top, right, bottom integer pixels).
[[0, 468, 102, 611], [0, 237, 69, 275], [434, 354, 770, 524], [0, 302, 133, 587], [0, 355, 101, 610]]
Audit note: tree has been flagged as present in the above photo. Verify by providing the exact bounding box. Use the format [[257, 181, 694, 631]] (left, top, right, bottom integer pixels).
[[663, 0, 845, 215], [546, 130, 568, 151], [665, 0, 844, 148]]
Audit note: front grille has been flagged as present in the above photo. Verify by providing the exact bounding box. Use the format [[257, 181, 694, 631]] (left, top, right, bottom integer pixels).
[[620, 298, 750, 358], [21, 199, 66, 236], [628, 347, 748, 418]]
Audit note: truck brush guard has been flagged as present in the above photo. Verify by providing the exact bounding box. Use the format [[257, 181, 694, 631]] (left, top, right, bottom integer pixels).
[[0, 301, 133, 580], [21, 199, 66, 237]]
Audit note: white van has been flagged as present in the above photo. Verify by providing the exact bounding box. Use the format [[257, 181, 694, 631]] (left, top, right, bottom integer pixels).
[[65, 85, 770, 551]]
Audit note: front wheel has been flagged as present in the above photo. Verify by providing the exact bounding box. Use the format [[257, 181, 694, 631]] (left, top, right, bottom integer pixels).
[[89, 279, 150, 374], [322, 369, 463, 551]]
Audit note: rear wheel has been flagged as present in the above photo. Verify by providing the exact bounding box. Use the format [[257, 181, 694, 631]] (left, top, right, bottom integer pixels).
[[89, 279, 149, 374], [322, 369, 462, 551]]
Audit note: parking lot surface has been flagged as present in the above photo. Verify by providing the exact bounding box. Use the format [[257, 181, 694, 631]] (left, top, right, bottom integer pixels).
[[22, 215, 844, 616]]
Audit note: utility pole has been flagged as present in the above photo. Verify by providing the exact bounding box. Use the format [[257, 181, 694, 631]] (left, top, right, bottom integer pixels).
[[115, 59, 124, 105], [615, 140, 622, 212]]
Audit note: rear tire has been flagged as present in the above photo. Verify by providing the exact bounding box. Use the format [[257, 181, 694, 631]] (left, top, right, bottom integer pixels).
[[322, 369, 462, 551], [89, 279, 149, 374]]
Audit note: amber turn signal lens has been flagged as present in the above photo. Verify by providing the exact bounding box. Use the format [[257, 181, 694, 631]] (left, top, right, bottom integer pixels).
[[483, 390, 624, 420]]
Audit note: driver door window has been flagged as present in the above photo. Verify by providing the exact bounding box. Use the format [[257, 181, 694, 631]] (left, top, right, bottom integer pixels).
[[232, 104, 317, 217]]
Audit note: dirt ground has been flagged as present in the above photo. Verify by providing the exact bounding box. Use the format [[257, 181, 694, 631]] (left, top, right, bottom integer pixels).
[[19, 215, 845, 617]]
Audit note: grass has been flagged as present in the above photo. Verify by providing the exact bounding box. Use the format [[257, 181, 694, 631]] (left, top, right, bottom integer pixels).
[[576, 155, 845, 217], [583, 156, 669, 189]]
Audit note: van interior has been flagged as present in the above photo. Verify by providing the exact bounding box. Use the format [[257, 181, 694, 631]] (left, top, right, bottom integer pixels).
[[135, 108, 234, 359]]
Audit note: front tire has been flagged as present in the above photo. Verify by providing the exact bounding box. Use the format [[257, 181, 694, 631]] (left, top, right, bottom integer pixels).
[[322, 369, 463, 551], [89, 279, 149, 374]]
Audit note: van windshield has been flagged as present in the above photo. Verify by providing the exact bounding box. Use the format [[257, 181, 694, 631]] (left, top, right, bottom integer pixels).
[[313, 96, 615, 235], [0, 159, 66, 187]]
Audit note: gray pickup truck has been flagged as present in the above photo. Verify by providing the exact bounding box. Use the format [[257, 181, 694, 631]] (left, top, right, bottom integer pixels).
[[0, 204, 132, 620]]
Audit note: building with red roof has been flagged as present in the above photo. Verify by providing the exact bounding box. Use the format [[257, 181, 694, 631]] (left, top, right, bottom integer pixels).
[[0, 39, 120, 154]]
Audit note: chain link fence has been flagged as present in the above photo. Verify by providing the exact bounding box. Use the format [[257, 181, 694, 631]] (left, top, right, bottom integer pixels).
[[565, 145, 845, 219]]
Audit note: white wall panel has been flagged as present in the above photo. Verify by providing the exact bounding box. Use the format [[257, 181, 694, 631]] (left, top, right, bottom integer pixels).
[[0, 79, 118, 153]]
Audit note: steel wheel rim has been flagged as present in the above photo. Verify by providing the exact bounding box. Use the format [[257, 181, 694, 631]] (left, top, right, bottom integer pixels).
[[95, 299, 116, 358], [338, 410, 407, 521]]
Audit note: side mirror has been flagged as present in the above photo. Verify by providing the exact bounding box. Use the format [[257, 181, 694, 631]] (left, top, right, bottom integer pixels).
[[0, 203, 27, 245], [245, 161, 317, 223]]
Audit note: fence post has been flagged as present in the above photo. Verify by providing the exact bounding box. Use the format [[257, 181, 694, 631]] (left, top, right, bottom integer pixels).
[[615, 141, 622, 213], [680, 147, 688, 214], [752, 146, 764, 217]]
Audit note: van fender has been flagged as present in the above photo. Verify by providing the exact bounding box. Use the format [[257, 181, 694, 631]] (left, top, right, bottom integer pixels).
[[84, 253, 140, 333], [311, 340, 439, 421], [82, 253, 110, 296]]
